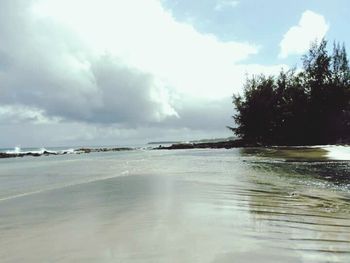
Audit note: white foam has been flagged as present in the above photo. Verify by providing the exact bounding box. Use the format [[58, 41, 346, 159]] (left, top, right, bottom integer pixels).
[[322, 145, 350, 161], [59, 149, 75, 154], [5, 147, 78, 156], [6, 146, 22, 154], [14, 146, 21, 153]]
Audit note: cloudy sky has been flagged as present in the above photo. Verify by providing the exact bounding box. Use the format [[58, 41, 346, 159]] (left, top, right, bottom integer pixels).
[[0, 0, 348, 147]]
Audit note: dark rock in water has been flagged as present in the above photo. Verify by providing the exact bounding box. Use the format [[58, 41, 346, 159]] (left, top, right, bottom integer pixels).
[[76, 147, 132, 153], [77, 148, 92, 153], [0, 152, 13, 158], [30, 153, 42, 157], [0, 151, 61, 158], [43, 151, 58, 156]]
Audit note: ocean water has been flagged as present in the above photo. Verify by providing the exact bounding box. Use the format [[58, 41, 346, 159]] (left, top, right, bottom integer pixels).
[[0, 148, 350, 262]]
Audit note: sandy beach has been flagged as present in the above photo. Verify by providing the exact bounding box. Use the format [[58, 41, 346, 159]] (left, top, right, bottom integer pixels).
[[1, 149, 350, 262]]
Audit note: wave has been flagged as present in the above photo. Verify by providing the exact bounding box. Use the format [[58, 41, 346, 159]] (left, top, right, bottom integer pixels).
[[5, 147, 77, 155], [321, 145, 350, 161]]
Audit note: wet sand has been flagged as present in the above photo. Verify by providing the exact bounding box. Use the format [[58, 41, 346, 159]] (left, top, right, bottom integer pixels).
[[0, 149, 350, 262]]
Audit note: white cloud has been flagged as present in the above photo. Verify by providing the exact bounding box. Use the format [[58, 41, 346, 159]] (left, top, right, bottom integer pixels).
[[33, 0, 257, 99], [0, 0, 287, 146], [279, 10, 329, 58], [215, 0, 239, 11]]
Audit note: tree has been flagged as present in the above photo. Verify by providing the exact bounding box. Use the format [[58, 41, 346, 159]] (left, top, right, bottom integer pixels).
[[230, 39, 350, 145]]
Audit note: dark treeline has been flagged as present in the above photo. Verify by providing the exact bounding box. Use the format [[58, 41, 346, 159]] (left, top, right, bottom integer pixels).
[[230, 39, 350, 145]]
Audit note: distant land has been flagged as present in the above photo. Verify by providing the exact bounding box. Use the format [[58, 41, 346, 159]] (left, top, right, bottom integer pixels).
[[148, 136, 237, 145], [148, 141, 181, 145]]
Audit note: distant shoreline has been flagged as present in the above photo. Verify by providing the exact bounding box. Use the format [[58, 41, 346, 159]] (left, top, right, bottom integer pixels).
[[155, 139, 350, 150], [1, 140, 349, 161], [155, 139, 255, 150]]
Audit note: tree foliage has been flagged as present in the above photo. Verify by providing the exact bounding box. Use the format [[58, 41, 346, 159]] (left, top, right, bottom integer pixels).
[[230, 39, 350, 145]]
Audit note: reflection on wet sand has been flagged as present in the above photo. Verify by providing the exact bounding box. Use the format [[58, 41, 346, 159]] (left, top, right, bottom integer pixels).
[[241, 150, 350, 262], [0, 149, 350, 262]]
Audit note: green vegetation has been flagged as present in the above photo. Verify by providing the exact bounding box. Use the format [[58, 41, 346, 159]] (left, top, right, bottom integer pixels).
[[230, 39, 350, 145]]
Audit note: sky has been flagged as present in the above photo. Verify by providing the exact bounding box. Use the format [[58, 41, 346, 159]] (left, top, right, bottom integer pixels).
[[0, 0, 349, 148]]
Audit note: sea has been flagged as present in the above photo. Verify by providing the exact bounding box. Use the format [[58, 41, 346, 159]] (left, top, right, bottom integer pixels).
[[1, 146, 350, 262]]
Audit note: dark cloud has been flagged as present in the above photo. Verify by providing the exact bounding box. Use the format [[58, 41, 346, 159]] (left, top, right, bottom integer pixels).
[[88, 55, 175, 125], [160, 96, 234, 131], [0, 0, 176, 127]]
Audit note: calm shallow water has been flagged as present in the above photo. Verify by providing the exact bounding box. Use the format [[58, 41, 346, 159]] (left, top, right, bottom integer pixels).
[[0, 149, 350, 262]]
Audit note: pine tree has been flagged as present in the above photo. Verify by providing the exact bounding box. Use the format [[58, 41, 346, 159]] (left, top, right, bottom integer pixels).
[[231, 39, 350, 145]]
